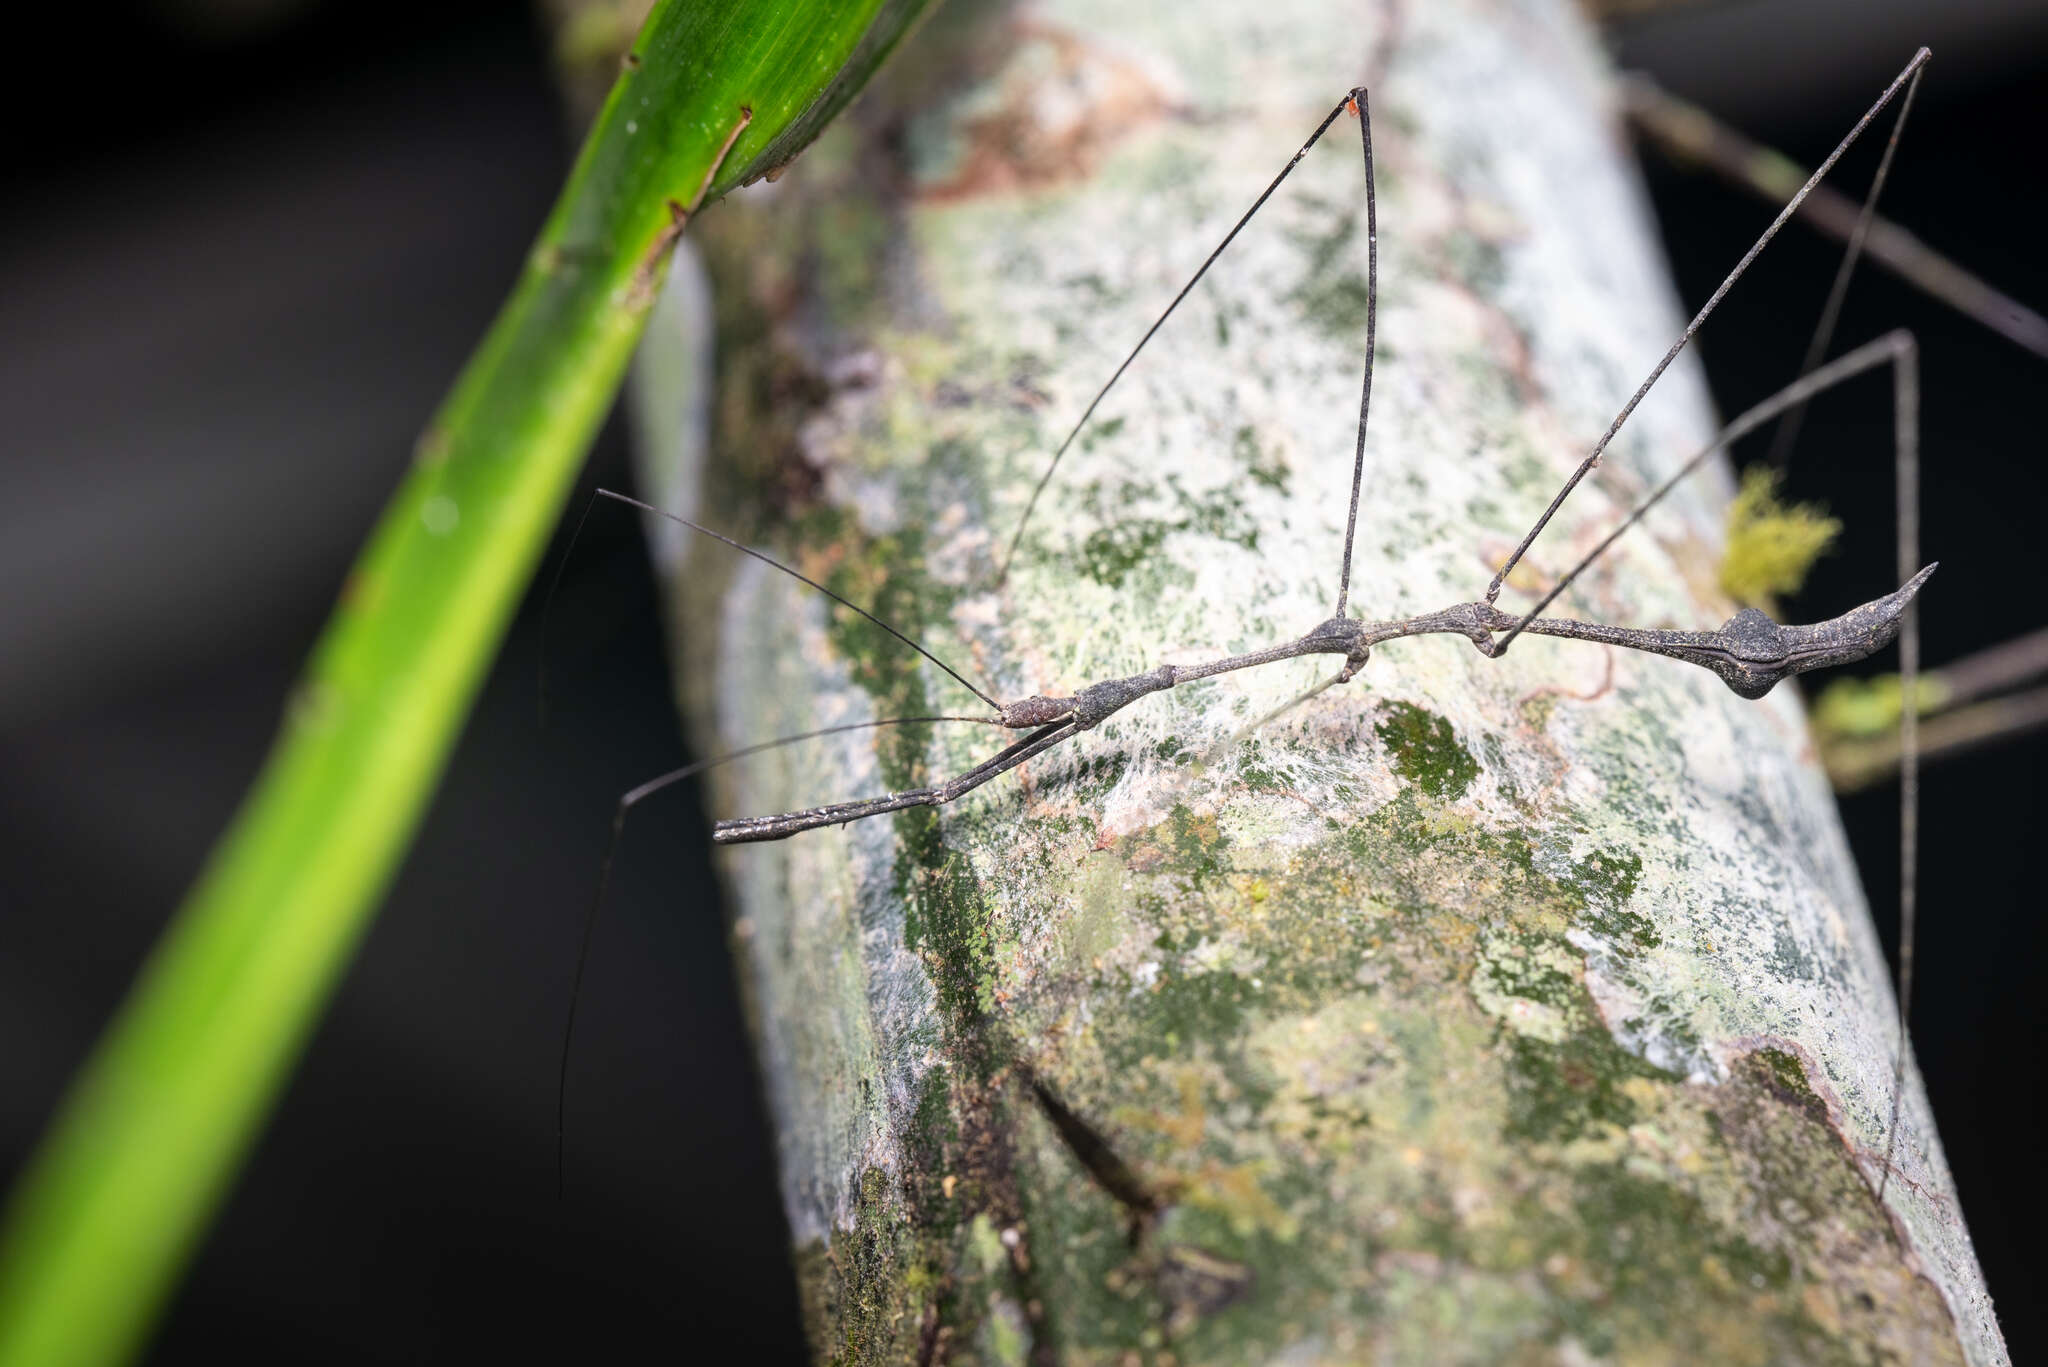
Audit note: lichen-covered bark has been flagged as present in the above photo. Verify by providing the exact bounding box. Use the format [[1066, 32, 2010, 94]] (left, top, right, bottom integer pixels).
[[631, 0, 2004, 1361]]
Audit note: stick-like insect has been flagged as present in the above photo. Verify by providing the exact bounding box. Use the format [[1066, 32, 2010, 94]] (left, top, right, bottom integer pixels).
[[608, 57, 1929, 833], [560, 49, 1937, 1194]]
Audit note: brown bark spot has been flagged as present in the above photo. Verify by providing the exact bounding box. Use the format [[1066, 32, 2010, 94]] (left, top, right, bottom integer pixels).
[[1710, 1046, 1966, 1363], [916, 21, 1178, 204]]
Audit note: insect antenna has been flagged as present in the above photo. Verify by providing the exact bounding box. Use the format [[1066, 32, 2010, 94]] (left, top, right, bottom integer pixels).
[[536, 486, 611, 731], [552, 488, 1007, 1189], [1484, 47, 1931, 608], [995, 87, 1374, 589], [1765, 63, 1923, 470], [592, 488, 1003, 711], [556, 713, 1001, 1196]]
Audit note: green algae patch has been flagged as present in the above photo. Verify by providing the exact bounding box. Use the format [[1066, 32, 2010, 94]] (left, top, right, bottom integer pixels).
[[1573, 848, 1658, 950], [1542, 1163, 1821, 1361], [1374, 701, 1480, 799], [790, 1167, 924, 1366], [1574, 846, 1641, 904], [1234, 743, 1288, 793], [1123, 804, 1230, 886], [1234, 425, 1291, 493], [1124, 968, 1264, 1064], [1283, 190, 1377, 338], [1079, 516, 1175, 589], [1502, 1023, 1675, 1145], [1295, 271, 1377, 336], [985, 772, 1976, 1363], [1074, 477, 1263, 589], [1753, 1046, 1828, 1125], [1471, 928, 1582, 1043], [896, 805, 996, 1014]]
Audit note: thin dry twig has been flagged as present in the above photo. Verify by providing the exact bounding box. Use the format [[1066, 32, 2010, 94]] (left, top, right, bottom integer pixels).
[[1622, 72, 2048, 362]]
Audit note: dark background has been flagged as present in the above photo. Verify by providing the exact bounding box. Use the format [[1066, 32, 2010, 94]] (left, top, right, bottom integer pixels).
[[0, 1, 2040, 1362]]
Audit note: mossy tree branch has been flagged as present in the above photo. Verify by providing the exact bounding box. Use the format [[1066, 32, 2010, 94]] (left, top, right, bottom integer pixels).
[[636, 0, 2006, 1361]]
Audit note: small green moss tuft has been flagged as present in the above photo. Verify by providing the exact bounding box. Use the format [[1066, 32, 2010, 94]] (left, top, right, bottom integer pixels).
[[1719, 465, 1841, 605]]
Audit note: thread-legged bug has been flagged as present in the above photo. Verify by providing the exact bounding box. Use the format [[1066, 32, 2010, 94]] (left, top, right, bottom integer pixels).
[[588, 62, 1925, 1048]]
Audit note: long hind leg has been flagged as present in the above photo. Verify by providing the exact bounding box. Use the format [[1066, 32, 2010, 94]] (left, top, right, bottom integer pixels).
[[1507, 328, 1926, 1196]]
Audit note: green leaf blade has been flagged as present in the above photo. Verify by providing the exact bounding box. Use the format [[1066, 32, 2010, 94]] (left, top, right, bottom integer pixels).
[[0, 2, 934, 1363]]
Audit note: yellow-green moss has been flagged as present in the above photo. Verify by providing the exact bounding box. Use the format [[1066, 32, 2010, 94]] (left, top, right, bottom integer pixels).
[[1719, 464, 1841, 605], [1811, 671, 1952, 742]]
